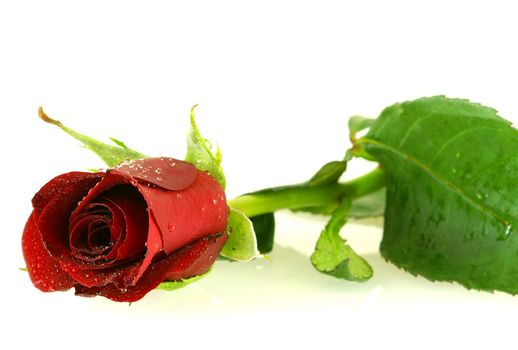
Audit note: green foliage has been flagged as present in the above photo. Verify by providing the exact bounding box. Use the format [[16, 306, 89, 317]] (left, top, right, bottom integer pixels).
[[348, 115, 375, 141], [307, 161, 347, 187], [250, 213, 275, 254], [38, 107, 146, 167], [185, 105, 226, 189], [358, 96, 518, 293], [310, 197, 373, 281], [157, 272, 208, 291], [221, 208, 261, 262]]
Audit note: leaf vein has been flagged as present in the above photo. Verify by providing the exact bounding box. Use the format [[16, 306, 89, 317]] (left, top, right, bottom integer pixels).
[[361, 138, 511, 227]]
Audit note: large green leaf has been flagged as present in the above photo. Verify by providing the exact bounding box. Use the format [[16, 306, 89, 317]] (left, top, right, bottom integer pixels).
[[357, 96, 518, 293]]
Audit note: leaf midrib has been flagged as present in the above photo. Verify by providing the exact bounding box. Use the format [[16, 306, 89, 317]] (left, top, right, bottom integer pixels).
[[360, 137, 512, 227]]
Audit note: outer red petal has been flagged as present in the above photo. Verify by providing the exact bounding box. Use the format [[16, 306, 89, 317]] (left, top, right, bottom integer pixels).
[[75, 232, 228, 302], [22, 211, 75, 292], [114, 157, 198, 191], [135, 171, 228, 255], [32, 172, 103, 216]]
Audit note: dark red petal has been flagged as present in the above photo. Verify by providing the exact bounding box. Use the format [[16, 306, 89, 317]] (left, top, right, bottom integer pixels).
[[37, 176, 109, 262], [163, 232, 228, 281], [113, 157, 198, 191], [136, 171, 228, 255], [58, 188, 158, 288], [75, 232, 227, 302], [55, 173, 153, 271], [133, 212, 163, 282], [22, 211, 75, 292], [32, 172, 103, 216], [100, 186, 148, 261], [61, 256, 144, 289]]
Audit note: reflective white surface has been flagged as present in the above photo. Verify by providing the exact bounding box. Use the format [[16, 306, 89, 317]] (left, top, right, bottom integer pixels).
[[2, 0, 518, 348]]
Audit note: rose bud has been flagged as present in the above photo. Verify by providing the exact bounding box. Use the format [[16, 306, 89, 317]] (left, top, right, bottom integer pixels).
[[22, 157, 228, 302]]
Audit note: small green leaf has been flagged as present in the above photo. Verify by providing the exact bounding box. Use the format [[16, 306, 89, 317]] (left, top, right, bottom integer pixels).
[[250, 213, 275, 254], [19, 267, 28, 272], [185, 105, 226, 189], [310, 197, 373, 281], [221, 208, 260, 261], [109, 137, 129, 149], [38, 107, 146, 167], [157, 271, 209, 291], [348, 115, 375, 142], [307, 161, 347, 187]]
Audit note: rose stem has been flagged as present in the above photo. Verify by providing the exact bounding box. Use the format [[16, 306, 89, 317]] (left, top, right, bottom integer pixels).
[[227, 167, 385, 217]]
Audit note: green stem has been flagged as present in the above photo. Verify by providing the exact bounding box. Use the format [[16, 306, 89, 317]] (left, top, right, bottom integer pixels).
[[228, 167, 385, 217]]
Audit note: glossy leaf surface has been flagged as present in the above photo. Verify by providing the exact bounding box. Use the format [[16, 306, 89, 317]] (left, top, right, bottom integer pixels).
[[359, 96, 518, 293]]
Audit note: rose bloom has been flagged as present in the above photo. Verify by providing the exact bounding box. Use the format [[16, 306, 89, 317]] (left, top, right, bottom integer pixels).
[[22, 157, 228, 302]]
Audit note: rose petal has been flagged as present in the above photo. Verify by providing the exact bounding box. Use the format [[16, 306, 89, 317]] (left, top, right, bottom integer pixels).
[[22, 212, 75, 292], [114, 157, 198, 191], [163, 232, 228, 281], [100, 186, 148, 261], [61, 256, 144, 289], [38, 175, 110, 263], [136, 171, 228, 254], [32, 172, 103, 216], [133, 211, 163, 282], [75, 232, 227, 302], [51, 173, 152, 271]]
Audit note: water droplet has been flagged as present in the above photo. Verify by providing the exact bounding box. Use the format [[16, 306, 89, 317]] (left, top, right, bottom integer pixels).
[[168, 223, 176, 232], [498, 225, 513, 241], [464, 231, 475, 242], [476, 192, 487, 201]]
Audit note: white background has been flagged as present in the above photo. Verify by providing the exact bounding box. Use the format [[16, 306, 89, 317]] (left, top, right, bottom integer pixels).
[[1, 0, 518, 348]]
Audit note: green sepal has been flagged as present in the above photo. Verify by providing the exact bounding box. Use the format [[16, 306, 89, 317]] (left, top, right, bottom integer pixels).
[[221, 208, 261, 262], [310, 197, 373, 282], [185, 105, 226, 189], [38, 107, 146, 167], [250, 213, 275, 254], [157, 270, 210, 291]]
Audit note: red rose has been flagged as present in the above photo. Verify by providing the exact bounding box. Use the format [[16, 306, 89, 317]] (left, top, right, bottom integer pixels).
[[22, 157, 228, 302]]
